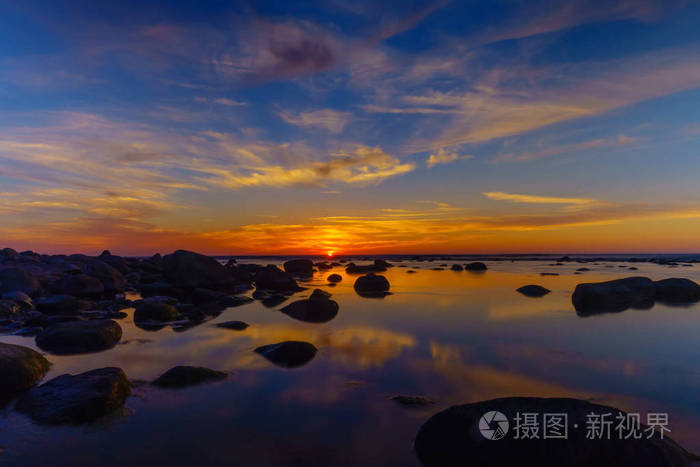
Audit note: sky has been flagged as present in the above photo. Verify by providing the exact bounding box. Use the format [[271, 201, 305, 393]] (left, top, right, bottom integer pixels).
[[1, 0, 700, 256]]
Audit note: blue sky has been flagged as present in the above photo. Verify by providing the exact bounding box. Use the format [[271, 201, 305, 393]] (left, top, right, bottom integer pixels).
[[1, 0, 700, 254]]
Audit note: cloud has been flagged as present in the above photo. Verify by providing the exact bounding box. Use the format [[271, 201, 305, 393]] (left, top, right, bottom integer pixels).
[[492, 135, 637, 163], [426, 148, 472, 168], [279, 109, 351, 134], [483, 192, 599, 205]]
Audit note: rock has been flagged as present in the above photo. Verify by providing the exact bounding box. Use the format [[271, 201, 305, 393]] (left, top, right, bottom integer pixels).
[[36, 319, 122, 354], [139, 281, 178, 297], [345, 262, 387, 274], [261, 294, 288, 308], [49, 274, 104, 298], [219, 295, 254, 308], [392, 395, 434, 407], [191, 288, 226, 304], [255, 265, 300, 291], [15, 367, 131, 424], [572, 277, 655, 314], [464, 262, 487, 271], [516, 285, 551, 297], [0, 299, 20, 318], [407, 270, 417, 274], [540, 272, 559, 276], [1, 248, 19, 262], [576, 267, 590, 272], [0, 343, 51, 396], [133, 301, 179, 323], [34, 295, 80, 315], [152, 366, 226, 388], [327, 274, 342, 283], [375, 259, 394, 268], [97, 252, 130, 274], [2, 291, 33, 310], [0, 268, 40, 295], [216, 320, 249, 331], [81, 259, 126, 295], [450, 264, 463, 271], [414, 397, 695, 467], [283, 259, 314, 276], [162, 250, 234, 290], [254, 341, 318, 368], [280, 289, 339, 323], [653, 278, 700, 303], [353, 273, 391, 297]]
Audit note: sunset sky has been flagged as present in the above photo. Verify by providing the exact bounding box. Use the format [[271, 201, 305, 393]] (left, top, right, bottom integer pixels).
[[1, 0, 700, 255]]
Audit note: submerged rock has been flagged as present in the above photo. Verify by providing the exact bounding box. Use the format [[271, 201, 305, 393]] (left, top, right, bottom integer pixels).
[[280, 289, 339, 323], [254, 341, 318, 368], [15, 367, 131, 424], [414, 397, 695, 467], [464, 262, 487, 271], [133, 301, 179, 323], [216, 320, 249, 331], [572, 277, 655, 314], [0, 343, 51, 396], [353, 273, 391, 297], [450, 264, 463, 271], [36, 319, 122, 354], [283, 259, 314, 276], [162, 249, 234, 290], [152, 366, 227, 388], [516, 285, 551, 297], [653, 278, 700, 303], [327, 274, 342, 283]]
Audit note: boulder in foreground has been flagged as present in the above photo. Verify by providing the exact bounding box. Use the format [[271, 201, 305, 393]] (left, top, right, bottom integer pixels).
[[15, 367, 131, 424], [572, 276, 655, 315], [415, 397, 696, 467], [254, 341, 317, 368], [280, 289, 339, 323], [162, 249, 234, 290], [516, 285, 551, 297], [653, 278, 700, 303], [283, 259, 314, 276], [152, 366, 227, 388], [0, 343, 51, 396], [353, 273, 391, 297], [36, 319, 122, 354], [255, 265, 300, 291]]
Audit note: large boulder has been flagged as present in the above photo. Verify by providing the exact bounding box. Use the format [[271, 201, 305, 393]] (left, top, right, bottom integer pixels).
[[49, 274, 104, 298], [254, 341, 318, 368], [414, 397, 695, 467], [516, 285, 551, 297], [97, 251, 131, 274], [133, 301, 179, 323], [255, 265, 300, 291], [280, 289, 339, 323], [81, 259, 126, 295], [0, 268, 40, 295], [152, 366, 227, 388], [283, 259, 314, 276], [15, 367, 131, 424], [572, 277, 655, 315], [653, 278, 700, 304], [162, 250, 234, 290], [34, 295, 80, 315], [1, 248, 20, 262], [0, 343, 51, 396], [36, 319, 122, 354], [353, 273, 391, 297]]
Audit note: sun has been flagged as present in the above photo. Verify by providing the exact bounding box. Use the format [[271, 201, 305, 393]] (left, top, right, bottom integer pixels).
[[327, 251, 334, 257]]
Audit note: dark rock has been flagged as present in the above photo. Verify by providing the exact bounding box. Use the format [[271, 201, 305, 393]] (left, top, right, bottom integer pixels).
[[219, 295, 254, 308], [280, 289, 339, 323], [2, 291, 33, 310], [572, 277, 655, 314], [345, 262, 387, 274], [191, 288, 226, 305], [97, 252, 130, 274], [516, 285, 551, 297], [255, 341, 318, 368], [15, 367, 131, 424], [540, 272, 559, 276], [139, 281, 178, 297], [134, 301, 179, 323], [653, 278, 700, 303], [450, 264, 463, 271], [81, 260, 126, 295], [407, 270, 417, 274], [262, 294, 288, 308], [465, 262, 487, 271], [0, 268, 40, 295], [0, 299, 20, 318], [353, 273, 391, 297], [36, 319, 122, 354], [375, 259, 394, 268], [576, 267, 590, 272], [152, 366, 226, 388], [34, 295, 80, 315], [327, 274, 342, 283], [216, 320, 249, 331], [255, 265, 300, 291], [414, 397, 695, 467], [283, 259, 314, 276], [0, 343, 51, 396], [49, 274, 104, 298], [162, 249, 234, 290], [392, 395, 434, 407], [1, 247, 19, 261]]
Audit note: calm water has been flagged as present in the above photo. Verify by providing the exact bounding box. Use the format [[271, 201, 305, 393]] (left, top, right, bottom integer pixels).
[[1, 259, 700, 465]]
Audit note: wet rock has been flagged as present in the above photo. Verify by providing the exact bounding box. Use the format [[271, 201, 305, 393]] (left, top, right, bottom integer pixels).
[[0, 268, 40, 295], [255, 265, 300, 291], [327, 274, 342, 283], [216, 320, 249, 331], [283, 259, 314, 276], [0, 343, 51, 396], [152, 366, 227, 388], [375, 259, 394, 268], [464, 262, 487, 271], [653, 278, 700, 303], [36, 319, 122, 354], [345, 262, 387, 274], [407, 270, 417, 274], [572, 277, 655, 314], [191, 288, 226, 305], [49, 274, 104, 298], [414, 397, 695, 467], [353, 273, 391, 297], [516, 285, 551, 297], [254, 341, 318, 368], [97, 251, 130, 275], [15, 367, 131, 424], [139, 281, 178, 297], [133, 301, 179, 323], [34, 295, 80, 315], [315, 262, 332, 270], [261, 294, 288, 308], [0, 299, 20, 318], [450, 264, 463, 271], [392, 395, 434, 407], [219, 295, 254, 308], [280, 289, 339, 323], [81, 259, 126, 295], [540, 272, 559, 276], [576, 267, 590, 272], [2, 291, 33, 311], [162, 249, 234, 290]]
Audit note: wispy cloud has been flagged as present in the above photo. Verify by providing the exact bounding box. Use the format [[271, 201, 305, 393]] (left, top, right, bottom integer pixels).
[[483, 192, 600, 205], [426, 148, 472, 168], [279, 109, 352, 134]]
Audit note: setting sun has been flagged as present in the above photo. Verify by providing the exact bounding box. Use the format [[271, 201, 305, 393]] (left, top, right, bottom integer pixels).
[[327, 251, 335, 257]]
